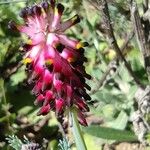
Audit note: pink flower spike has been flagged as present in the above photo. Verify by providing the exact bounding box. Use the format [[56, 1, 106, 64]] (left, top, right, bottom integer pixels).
[[11, 0, 91, 126]]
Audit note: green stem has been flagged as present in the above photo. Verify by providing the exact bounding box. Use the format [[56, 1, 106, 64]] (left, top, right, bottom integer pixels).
[[70, 110, 87, 150], [1, 79, 7, 105], [0, 78, 10, 129]]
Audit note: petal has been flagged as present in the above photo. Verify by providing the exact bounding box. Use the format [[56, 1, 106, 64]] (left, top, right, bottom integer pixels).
[[34, 94, 45, 105], [77, 112, 88, 126], [37, 104, 50, 115], [76, 99, 90, 112], [46, 33, 59, 46], [58, 34, 78, 49], [59, 14, 80, 32], [53, 78, 63, 91], [32, 81, 42, 95], [42, 69, 53, 90], [45, 90, 53, 101], [55, 98, 64, 114]]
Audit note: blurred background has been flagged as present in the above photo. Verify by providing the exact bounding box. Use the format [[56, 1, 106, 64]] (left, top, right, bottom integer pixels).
[[0, 0, 149, 149]]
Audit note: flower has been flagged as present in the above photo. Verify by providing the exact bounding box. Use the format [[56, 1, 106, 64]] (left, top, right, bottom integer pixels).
[[9, 0, 91, 126]]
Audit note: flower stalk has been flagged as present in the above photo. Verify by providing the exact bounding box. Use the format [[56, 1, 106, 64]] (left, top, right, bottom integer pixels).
[[71, 109, 87, 150]]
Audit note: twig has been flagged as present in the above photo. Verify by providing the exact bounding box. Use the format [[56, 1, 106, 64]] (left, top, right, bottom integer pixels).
[[130, 0, 150, 77], [90, 31, 135, 94], [98, 0, 144, 89]]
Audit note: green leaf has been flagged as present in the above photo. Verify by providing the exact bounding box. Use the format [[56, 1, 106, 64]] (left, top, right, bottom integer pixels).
[[118, 63, 132, 82], [10, 66, 26, 86], [84, 133, 102, 150], [106, 111, 128, 130], [83, 125, 137, 142], [101, 104, 116, 120]]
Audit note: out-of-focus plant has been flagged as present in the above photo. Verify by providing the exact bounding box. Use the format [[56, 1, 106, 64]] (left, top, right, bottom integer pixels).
[[6, 135, 41, 150]]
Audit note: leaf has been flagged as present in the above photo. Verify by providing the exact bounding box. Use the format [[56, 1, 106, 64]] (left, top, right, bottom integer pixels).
[[92, 90, 122, 103], [106, 111, 128, 130], [118, 63, 132, 82], [10, 66, 26, 86], [83, 125, 137, 142], [101, 104, 116, 120], [84, 133, 102, 150]]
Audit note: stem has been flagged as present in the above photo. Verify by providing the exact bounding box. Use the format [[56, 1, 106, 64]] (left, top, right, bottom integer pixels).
[[99, 0, 145, 89], [0, 79, 7, 105], [70, 110, 87, 150], [0, 78, 10, 129]]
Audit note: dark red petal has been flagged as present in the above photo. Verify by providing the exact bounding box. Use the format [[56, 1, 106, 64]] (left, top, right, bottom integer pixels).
[[37, 104, 50, 116]]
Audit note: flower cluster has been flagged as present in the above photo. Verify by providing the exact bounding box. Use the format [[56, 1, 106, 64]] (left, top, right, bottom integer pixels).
[[9, 0, 91, 126]]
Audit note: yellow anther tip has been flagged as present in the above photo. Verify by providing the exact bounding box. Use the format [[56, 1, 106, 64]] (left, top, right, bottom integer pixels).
[[76, 42, 83, 49], [45, 59, 53, 65], [54, 7, 59, 15], [27, 40, 32, 45], [23, 58, 32, 64]]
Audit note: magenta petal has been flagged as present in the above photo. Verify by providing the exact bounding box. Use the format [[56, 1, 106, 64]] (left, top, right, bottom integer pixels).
[[46, 33, 59, 46], [45, 46, 55, 59], [34, 94, 45, 105], [58, 34, 78, 49], [42, 69, 53, 90], [38, 104, 50, 115], [45, 90, 53, 101], [53, 53, 62, 72], [61, 59, 72, 77], [59, 14, 80, 32], [32, 81, 42, 95], [77, 112, 88, 126], [34, 64, 44, 76], [51, 13, 61, 30], [55, 98, 64, 114], [76, 99, 90, 112], [66, 85, 72, 97], [53, 79, 63, 91]]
